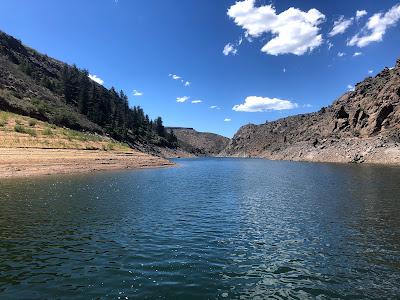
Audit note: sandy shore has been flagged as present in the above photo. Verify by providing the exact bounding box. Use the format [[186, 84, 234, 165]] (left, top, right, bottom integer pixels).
[[0, 148, 174, 178]]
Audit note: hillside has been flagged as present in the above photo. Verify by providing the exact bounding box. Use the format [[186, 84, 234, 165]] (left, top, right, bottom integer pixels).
[[168, 127, 230, 156], [223, 58, 400, 164], [0, 30, 177, 150], [0, 111, 173, 178]]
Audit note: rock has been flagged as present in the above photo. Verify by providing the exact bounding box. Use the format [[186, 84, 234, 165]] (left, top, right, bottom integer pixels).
[[223, 57, 400, 164]]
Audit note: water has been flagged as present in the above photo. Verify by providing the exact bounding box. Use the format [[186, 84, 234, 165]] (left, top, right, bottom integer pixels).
[[0, 158, 400, 299]]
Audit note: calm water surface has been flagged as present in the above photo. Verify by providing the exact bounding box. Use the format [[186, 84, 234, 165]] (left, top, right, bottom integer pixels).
[[0, 158, 400, 299]]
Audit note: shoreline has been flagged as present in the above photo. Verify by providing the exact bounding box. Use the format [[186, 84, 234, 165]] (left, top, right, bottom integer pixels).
[[0, 148, 174, 178]]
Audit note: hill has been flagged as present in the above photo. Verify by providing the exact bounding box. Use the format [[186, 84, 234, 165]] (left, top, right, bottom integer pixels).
[[0, 30, 177, 150], [167, 127, 230, 156], [222, 59, 400, 164], [0, 111, 173, 178]]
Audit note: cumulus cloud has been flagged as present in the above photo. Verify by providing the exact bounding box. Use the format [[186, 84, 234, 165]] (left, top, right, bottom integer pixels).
[[191, 100, 202, 104], [88, 74, 104, 85], [227, 0, 325, 55], [337, 52, 345, 57], [348, 4, 400, 47], [133, 89, 143, 96], [169, 74, 181, 80], [184, 81, 190, 87], [356, 10, 368, 20], [176, 96, 189, 103], [353, 52, 362, 56], [368, 69, 374, 74], [224, 118, 232, 122], [347, 84, 355, 91], [223, 43, 238, 56], [232, 96, 298, 112], [329, 16, 354, 37]]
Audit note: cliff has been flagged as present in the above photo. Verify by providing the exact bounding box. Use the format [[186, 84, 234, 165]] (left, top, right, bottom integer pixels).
[[223, 59, 400, 164]]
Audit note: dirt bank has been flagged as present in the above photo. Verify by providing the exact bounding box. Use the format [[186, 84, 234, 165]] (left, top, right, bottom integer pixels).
[[0, 148, 174, 178]]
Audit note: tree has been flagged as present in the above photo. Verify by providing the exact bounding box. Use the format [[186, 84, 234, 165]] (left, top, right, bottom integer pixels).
[[167, 129, 178, 147], [154, 117, 165, 137]]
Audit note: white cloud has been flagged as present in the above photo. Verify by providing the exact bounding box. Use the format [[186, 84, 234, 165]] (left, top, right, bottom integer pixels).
[[329, 16, 354, 37], [283, 68, 286, 73], [337, 52, 345, 57], [368, 69, 374, 74], [303, 104, 313, 108], [347, 84, 355, 91], [327, 41, 334, 50], [176, 96, 189, 103], [191, 100, 202, 104], [88, 74, 104, 85], [223, 43, 238, 56], [353, 52, 362, 56], [227, 0, 325, 55], [209, 105, 220, 109], [133, 89, 143, 96], [224, 118, 232, 122], [184, 81, 190, 87], [232, 96, 298, 112], [169, 74, 181, 80], [348, 4, 400, 47], [356, 10, 368, 20]]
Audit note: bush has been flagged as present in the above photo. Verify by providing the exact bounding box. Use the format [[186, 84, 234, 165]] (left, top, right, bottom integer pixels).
[[42, 127, 53, 136], [28, 119, 37, 127], [15, 119, 22, 125], [14, 124, 37, 136], [0, 119, 6, 127], [53, 109, 81, 130]]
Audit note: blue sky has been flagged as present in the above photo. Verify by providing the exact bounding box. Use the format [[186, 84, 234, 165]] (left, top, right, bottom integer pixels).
[[0, 0, 399, 137]]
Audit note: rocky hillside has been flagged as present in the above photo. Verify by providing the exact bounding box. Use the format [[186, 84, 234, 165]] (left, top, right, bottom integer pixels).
[[168, 127, 230, 156], [223, 58, 400, 164], [0, 30, 177, 151]]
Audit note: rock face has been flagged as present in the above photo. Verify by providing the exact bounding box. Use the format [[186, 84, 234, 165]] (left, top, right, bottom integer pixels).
[[168, 127, 230, 156], [223, 59, 400, 164]]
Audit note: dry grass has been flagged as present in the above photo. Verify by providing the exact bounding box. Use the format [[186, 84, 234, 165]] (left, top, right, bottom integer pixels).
[[0, 111, 130, 151]]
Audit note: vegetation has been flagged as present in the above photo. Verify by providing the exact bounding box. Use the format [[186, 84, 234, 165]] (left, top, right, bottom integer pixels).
[[14, 124, 37, 136], [0, 30, 178, 149], [0, 111, 131, 151]]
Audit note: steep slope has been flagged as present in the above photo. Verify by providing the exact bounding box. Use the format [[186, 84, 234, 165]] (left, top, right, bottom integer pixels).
[[168, 127, 230, 156], [223, 59, 400, 164], [0, 30, 177, 150]]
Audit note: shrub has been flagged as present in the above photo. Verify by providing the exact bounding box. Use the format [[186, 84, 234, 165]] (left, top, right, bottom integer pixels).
[[42, 127, 53, 136], [28, 119, 37, 127], [15, 119, 22, 125], [0, 119, 6, 127], [14, 124, 37, 136]]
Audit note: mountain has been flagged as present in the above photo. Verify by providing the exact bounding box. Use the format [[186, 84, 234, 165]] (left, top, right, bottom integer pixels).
[[223, 59, 400, 164], [0, 30, 177, 150], [167, 127, 230, 156]]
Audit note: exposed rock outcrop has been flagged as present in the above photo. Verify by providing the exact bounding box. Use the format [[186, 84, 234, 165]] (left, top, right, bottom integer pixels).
[[222, 58, 400, 164]]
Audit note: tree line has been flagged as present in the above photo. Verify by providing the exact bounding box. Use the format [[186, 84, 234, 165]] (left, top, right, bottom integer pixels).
[[21, 59, 178, 147]]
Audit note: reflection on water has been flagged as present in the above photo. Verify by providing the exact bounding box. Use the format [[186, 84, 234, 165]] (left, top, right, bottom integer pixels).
[[0, 158, 399, 299]]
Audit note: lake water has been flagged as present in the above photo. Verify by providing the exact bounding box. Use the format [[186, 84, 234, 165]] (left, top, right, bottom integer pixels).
[[1, 158, 400, 299]]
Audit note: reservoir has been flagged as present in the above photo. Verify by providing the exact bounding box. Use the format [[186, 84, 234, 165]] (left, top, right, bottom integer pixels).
[[1, 158, 399, 299]]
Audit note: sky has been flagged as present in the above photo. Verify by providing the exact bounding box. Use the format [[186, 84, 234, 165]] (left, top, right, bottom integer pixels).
[[0, 0, 399, 137]]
